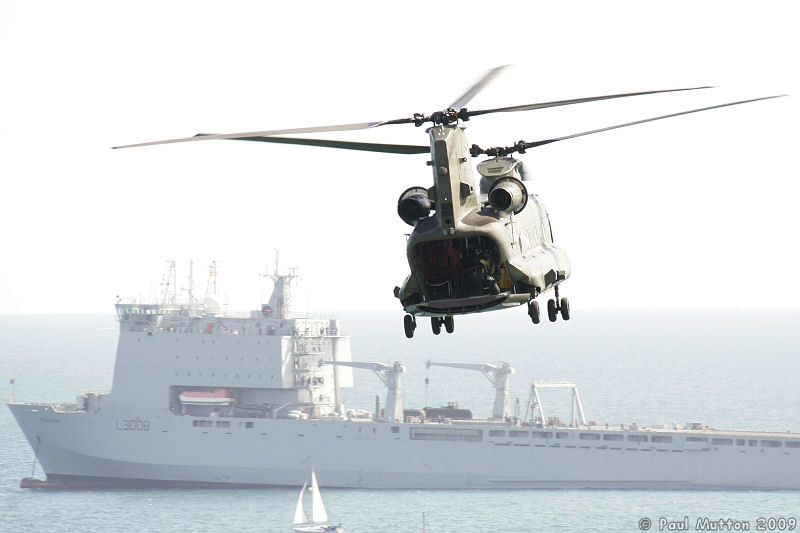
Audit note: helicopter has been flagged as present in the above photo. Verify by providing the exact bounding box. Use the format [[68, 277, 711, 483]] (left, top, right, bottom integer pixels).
[[115, 66, 783, 338]]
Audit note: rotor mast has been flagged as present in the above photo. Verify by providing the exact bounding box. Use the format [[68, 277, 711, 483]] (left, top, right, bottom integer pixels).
[[426, 360, 514, 420], [322, 361, 406, 422]]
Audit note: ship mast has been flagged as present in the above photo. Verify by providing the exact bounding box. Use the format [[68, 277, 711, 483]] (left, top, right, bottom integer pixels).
[[204, 260, 218, 300], [181, 260, 195, 306], [263, 252, 299, 320], [160, 260, 177, 305]]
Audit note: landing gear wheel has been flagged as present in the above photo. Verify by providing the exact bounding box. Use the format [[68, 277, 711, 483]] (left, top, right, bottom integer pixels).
[[404, 314, 416, 338], [547, 299, 558, 322], [528, 300, 540, 324], [444, 315, 454, 334], [431, 317, 442, 335], [560, 297, 570, 321]]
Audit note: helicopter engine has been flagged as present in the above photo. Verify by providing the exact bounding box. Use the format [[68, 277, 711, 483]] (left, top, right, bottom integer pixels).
[[477, 157, 529, 215], [488, 177, 527, 214], [397, 186, 434, 226]]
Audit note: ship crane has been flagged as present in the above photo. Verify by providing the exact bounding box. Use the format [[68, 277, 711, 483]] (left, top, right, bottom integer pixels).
[[426, 360, 514, 420], [322, 361, 405, 423]]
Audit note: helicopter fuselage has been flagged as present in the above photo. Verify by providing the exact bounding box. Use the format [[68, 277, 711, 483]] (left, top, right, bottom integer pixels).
[[395, 124, 571, 318]]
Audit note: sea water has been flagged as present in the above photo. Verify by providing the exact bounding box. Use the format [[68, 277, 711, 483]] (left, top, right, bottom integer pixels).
[[1, 309, 798, 532]]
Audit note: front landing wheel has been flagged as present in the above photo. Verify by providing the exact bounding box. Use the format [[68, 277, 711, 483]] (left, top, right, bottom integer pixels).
[[547, 299, 558, 322], [528, 300, 540, 324], [404, 314, 416, 338], [444, 315, 454, 334]]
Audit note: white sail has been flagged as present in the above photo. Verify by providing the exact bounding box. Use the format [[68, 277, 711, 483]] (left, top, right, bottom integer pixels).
[[293, 481, 309, 525], [310, 470, 329, 524]]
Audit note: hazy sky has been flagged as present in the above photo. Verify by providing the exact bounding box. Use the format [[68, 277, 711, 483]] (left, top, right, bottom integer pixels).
[[1, 1, 797, 314]]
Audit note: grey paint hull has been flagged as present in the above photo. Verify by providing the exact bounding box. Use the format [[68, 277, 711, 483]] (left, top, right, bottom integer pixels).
[[9, 403, 800, 490]]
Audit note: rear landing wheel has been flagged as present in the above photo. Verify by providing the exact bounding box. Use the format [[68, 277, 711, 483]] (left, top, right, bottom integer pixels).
[[444, 315, 454, 334], [404, 314, 416, 338], [560, 297, 570, 321], [431, 317, 442, 335]]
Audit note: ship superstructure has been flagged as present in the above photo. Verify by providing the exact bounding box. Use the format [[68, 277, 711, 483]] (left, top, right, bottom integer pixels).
[[106, 263, 353, 423], [107, 267, 353, 423], [7, 267, 800, 490]]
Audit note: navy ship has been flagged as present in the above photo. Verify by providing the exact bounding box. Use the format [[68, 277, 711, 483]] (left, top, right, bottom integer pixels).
[[8, 265, 800, 489]]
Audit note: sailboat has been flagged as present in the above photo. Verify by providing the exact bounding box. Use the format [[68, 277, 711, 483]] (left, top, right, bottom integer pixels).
[[292, 470, 344, 533]]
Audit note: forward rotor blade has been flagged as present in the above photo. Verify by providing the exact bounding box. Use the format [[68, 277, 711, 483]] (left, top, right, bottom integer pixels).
[[468, 86, 714, 118], [113, 120, 394, 149], [449, 65, 511, 110], [226, 135, 430, 154], [524, 95, 786, 149]]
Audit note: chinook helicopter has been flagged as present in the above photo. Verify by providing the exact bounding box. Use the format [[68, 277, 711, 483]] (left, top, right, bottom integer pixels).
[[115, 66, 783, 338]]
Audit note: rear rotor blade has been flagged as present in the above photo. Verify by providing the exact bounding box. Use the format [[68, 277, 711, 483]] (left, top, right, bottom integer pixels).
[[449, 65, 510, 110], [524, 95, 786, 149], [226, 135, 430, 154], [467, 86, 714, 118]]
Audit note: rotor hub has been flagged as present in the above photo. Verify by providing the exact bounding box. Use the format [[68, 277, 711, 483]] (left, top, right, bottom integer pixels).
[[413, 107, 471, 127]]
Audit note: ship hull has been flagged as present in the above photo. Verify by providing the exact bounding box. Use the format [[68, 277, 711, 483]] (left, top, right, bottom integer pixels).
[[9, 403, 800, 490]]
